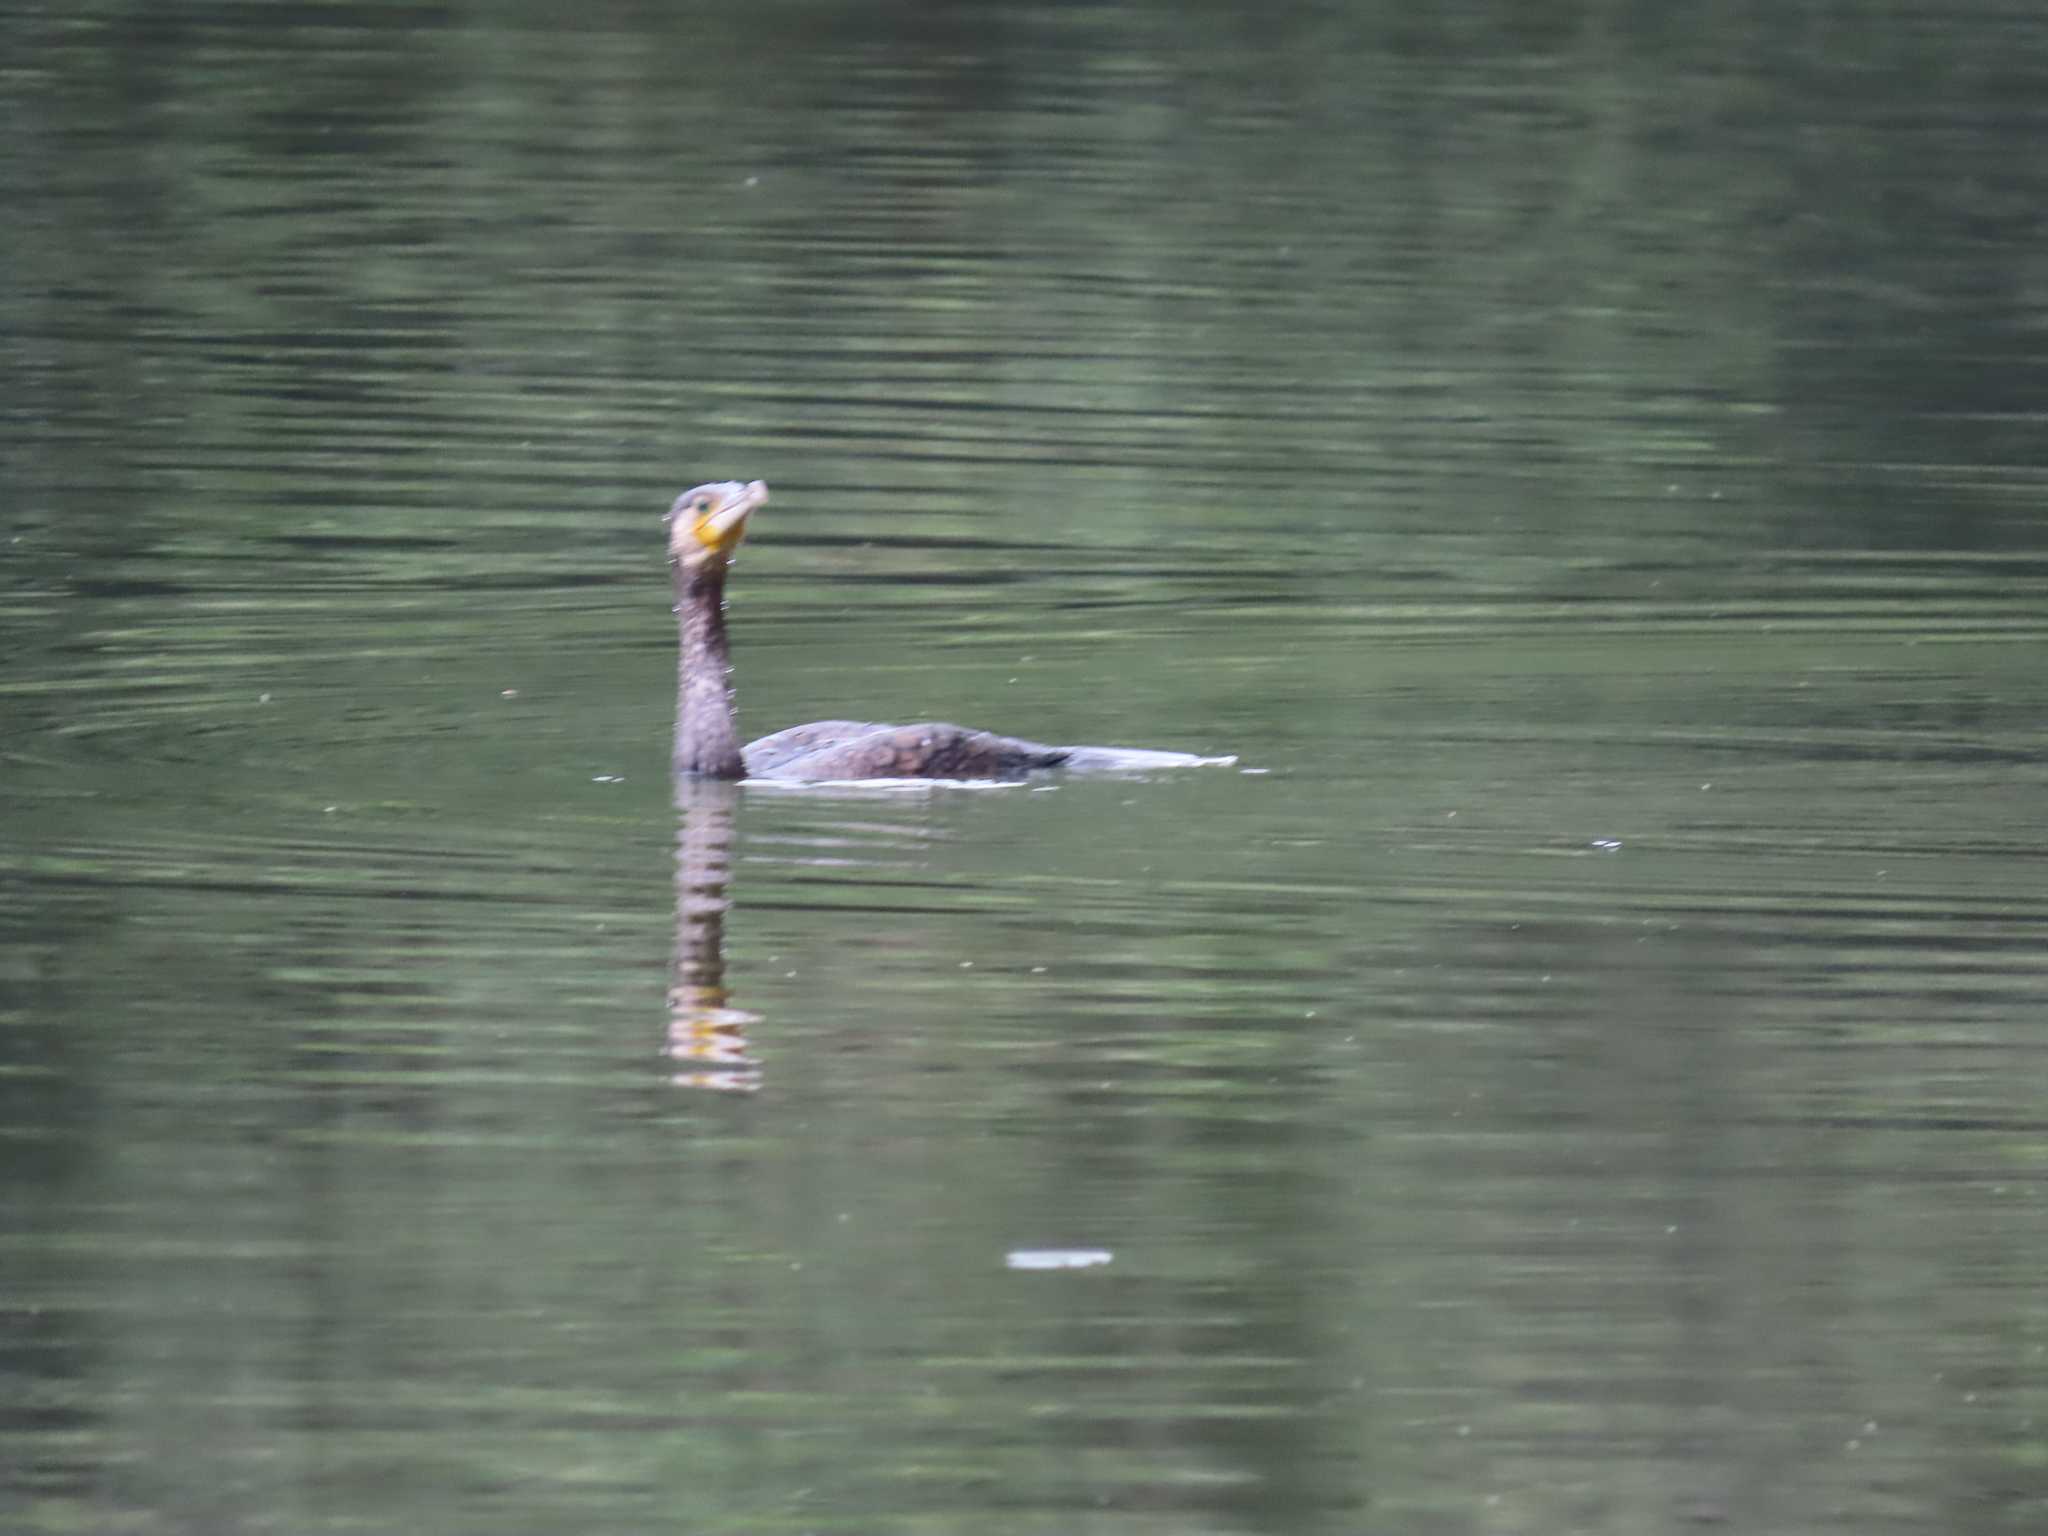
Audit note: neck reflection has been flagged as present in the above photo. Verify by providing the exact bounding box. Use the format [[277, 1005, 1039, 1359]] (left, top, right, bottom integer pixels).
[[667, 778, 760, 1091]]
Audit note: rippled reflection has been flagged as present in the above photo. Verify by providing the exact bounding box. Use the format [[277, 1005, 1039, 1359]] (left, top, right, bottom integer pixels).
[[666, 780, 760, 1092]]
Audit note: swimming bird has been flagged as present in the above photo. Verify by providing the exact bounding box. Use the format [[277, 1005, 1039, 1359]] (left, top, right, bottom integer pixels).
[[666, 480, 1225, 780]]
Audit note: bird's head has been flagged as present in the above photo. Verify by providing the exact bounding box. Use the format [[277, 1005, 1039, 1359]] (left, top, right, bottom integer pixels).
[[666, 480, 768, 578]]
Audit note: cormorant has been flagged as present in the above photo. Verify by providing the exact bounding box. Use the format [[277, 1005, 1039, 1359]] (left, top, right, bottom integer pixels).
[[666, 480, 1226, 781]]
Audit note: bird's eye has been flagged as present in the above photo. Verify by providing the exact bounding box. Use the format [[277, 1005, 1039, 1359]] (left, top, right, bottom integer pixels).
[[694, 499, 711, 514]]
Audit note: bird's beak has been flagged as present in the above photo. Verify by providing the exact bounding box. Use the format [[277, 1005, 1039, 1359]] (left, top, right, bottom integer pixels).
[[697, 480, 768, 555]]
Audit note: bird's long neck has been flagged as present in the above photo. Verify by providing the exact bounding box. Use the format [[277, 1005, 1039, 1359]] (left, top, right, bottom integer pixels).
[[673, 563, 746, 779]]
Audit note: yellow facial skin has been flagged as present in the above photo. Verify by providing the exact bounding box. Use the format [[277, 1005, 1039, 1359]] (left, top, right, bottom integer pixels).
[[668, 480, 769, 566]]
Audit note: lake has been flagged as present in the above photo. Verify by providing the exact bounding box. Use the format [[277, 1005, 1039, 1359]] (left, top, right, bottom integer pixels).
[[4, 4, 2048, 1533]]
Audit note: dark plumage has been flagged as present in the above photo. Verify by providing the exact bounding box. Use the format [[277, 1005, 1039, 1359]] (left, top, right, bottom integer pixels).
[[666, 480, 1226, 781]]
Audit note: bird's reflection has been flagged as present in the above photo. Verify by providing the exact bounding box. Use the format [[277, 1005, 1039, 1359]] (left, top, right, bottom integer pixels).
[[666, 779, 761, 1091]]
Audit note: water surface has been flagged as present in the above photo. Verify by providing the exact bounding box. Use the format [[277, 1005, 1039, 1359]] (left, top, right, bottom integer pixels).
[[5, 5, 2048, 1534]]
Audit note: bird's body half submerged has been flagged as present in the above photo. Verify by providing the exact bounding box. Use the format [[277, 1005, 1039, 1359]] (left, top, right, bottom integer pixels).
[[665, 480, 1229, 782]]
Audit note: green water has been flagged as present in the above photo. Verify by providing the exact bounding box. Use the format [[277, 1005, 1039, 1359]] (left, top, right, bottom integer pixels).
[[5, 5, 2048, 1533]]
